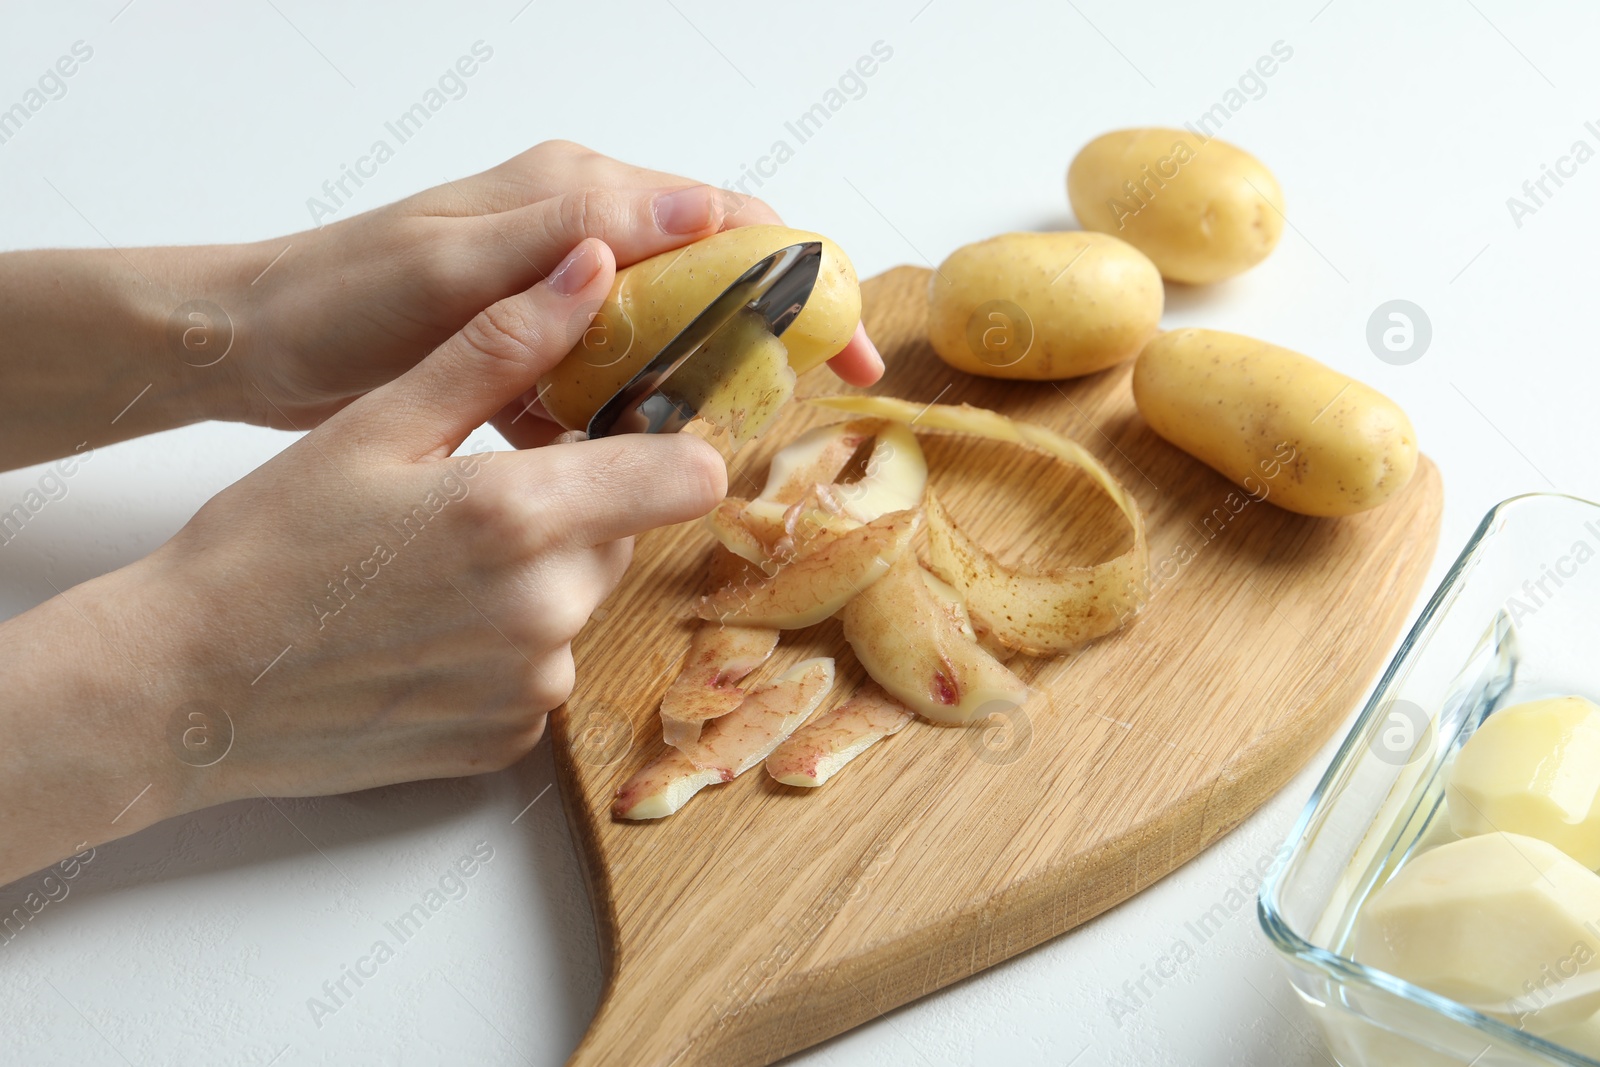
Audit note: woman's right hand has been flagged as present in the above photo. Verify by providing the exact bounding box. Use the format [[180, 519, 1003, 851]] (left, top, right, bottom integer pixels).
[[0, 234, 726, 883], [162, 234, 726, 804]]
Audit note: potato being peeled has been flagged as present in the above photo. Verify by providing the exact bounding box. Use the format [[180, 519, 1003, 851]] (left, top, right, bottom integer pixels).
[[927, 231, 1162, 380], [1133, 328, 1417, 517], [538, 225, 860, 432], [659, 308, 795, 444], [1068, 128, 1283, 284]]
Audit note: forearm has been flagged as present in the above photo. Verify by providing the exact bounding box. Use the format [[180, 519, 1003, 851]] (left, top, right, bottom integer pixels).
[[0, 246, 251, 471], [0, 557, 196, 885]]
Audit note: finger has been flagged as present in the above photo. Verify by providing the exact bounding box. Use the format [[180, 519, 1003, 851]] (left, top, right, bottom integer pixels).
[[517, 433, 727, 545], [450, 185, 727, 299], [490, 388, 567, 450], [520, 538, 632, 645], [712, 187, 782, 229], [825, 323, 885, 387], [597, 535, 634, 591], [415, 140, 782, 229], [520, 649, 576, 717], [345, 238, 614, 458], [562, 536, 635, 618]]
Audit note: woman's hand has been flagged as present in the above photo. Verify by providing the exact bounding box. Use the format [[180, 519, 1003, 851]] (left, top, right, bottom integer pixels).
[[0, 141, 881, 473], [236, 140, 883, 440], [0, 236, 725, 884]]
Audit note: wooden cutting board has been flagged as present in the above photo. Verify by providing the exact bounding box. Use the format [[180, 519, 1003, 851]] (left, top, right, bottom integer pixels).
[[551, 265, 1442, 1066]]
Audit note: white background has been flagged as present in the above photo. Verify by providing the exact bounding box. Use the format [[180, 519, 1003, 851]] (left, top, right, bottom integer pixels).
[[1, 1, 1595, 1064]]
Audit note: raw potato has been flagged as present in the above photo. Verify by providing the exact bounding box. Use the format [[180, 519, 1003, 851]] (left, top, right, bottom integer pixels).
[[1133, 329, 1417, 517], [538, 225, 860, 431], [1067, 128, 1284, 285], [1353, 832, 1600, 1031], [927, 231, 1162, 380], [661, 308, 795, 444], [1447, 696, 1600, 868]]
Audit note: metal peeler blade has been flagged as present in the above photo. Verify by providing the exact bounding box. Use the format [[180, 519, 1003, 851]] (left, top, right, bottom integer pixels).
[[584, 241, 823, 438]]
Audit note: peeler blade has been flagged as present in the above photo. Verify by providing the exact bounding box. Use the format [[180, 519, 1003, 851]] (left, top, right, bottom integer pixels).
[[584, 241, 823, 438]]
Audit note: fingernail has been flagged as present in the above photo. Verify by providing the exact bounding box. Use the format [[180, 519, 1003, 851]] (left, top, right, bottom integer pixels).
[[652, 186, 716, 235], [549, 240, 603, 296]]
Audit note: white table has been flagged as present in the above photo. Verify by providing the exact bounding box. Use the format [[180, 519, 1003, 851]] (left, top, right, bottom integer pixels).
[[3, 1, 1593, 1063]]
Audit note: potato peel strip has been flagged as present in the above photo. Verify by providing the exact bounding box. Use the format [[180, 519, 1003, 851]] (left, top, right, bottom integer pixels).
[[810, 396, 1148, 655]]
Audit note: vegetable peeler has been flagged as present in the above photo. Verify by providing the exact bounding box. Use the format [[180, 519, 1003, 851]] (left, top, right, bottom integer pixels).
[[584, 241, 822, 438]]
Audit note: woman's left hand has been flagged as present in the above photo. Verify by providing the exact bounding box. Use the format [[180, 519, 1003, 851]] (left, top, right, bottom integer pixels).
[[228, 140, 883, 443]]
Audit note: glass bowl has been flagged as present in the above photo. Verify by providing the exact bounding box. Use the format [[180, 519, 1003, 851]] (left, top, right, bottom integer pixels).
[[1259, 493, 1600, 1067]]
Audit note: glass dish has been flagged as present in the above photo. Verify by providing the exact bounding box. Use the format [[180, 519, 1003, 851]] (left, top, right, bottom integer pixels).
[[1259, 493, 1600, 1067]]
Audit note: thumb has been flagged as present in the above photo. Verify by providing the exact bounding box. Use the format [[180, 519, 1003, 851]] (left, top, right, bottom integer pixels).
[[346, 237, 613, 458]]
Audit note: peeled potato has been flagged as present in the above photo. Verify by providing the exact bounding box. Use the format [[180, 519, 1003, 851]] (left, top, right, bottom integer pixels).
[[538, 225, 860, 432], [658, 308, 795, 443], [1448, 696, 1600, 868], [1353, 832, 1600, 1031]]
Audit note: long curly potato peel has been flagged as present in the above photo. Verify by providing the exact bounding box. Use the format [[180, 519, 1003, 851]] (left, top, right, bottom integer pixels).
[[810, 396, 1148, 654]]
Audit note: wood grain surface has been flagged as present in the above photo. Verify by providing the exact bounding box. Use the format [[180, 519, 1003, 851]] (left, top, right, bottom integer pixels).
[[551, 265, 1443, 1067]]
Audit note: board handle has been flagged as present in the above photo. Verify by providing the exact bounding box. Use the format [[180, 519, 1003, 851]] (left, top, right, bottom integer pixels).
[[567, 970, 733, 1067]]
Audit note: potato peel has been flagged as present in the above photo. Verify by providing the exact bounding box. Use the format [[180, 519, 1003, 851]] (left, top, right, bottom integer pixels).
[[695, 508, 921, 629], [705, 418, 928, 565], [765, 682, 914, 787], [841, 553, 1030, 725], [659, 623, 780, 750], [811, 395, 1148, 655], [757, 418, 883, 505], [705, 494, 857, 567], [615, 657, 836, 820]]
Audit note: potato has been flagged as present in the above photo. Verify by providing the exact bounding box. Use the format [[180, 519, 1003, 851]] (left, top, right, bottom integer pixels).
[[538, 225, 859, 432], [661, 308, 795, 443], [927, 231, 1162, 380], [1068, 128, 1283, 285], [1132, 329, 1417, 517], [1447, 696, 1600, 868], [1353, 832, 1600, 1031]]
